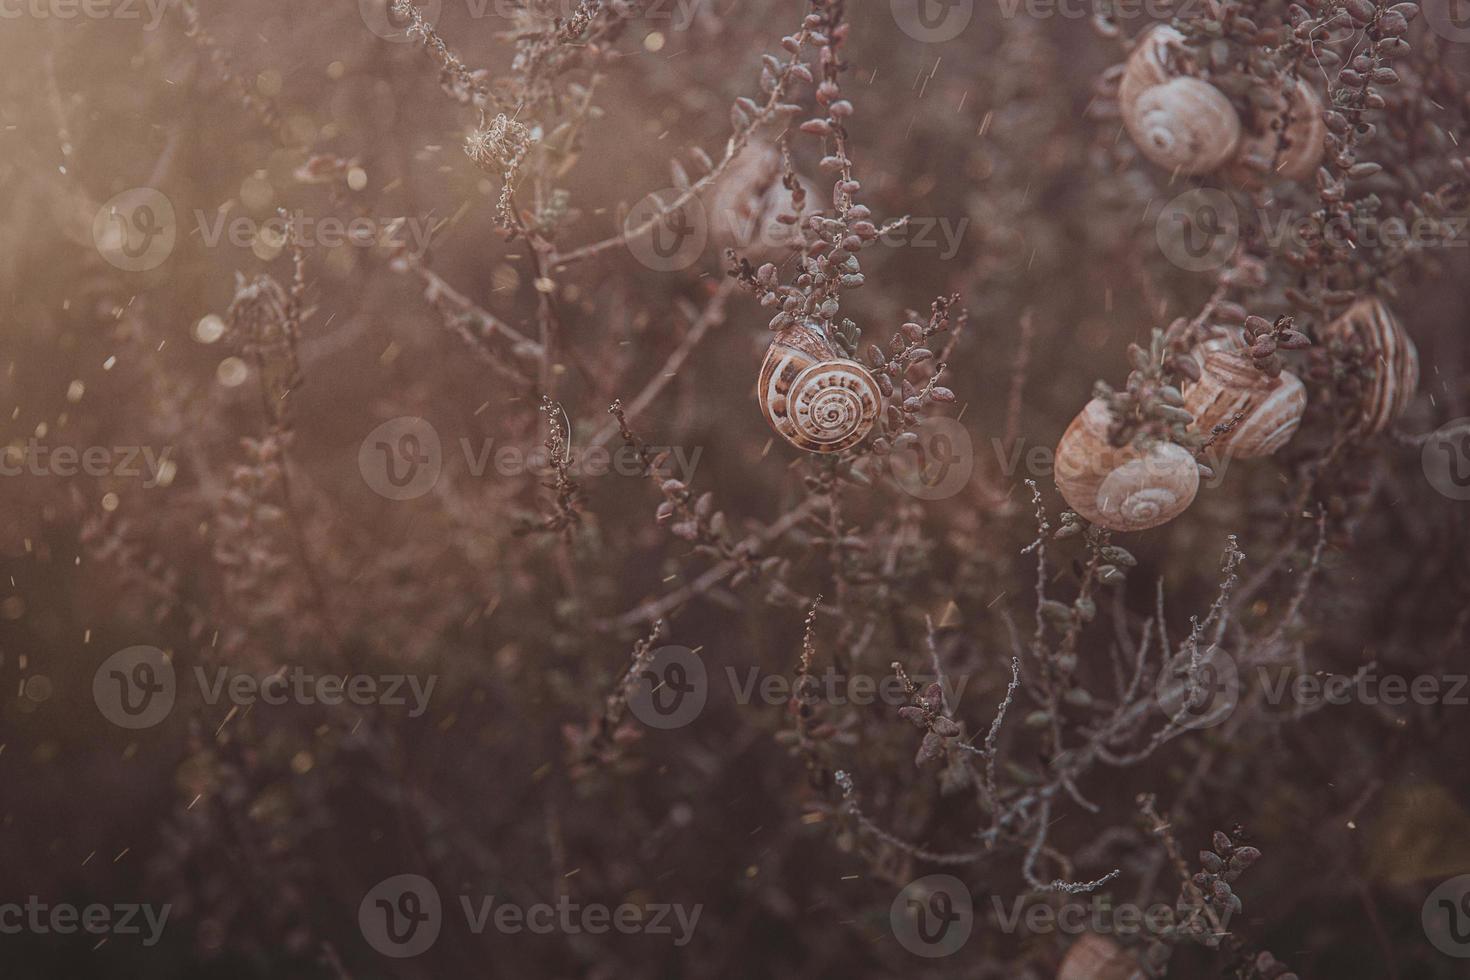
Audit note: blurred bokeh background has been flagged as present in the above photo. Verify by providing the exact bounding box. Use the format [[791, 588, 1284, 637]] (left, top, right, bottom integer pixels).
[[2, 0, 1470, 976]]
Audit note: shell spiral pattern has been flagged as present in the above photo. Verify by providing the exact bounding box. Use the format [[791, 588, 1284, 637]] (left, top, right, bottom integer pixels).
[[1098, 461, 1191, 528], [1326, 297, 1419, 434], [1120, 26, 1241, 176], [1184, 349, 1307, 459], [1055, 399, 1200, 532], [759, 323, 880, 453], [1131, 77, 1243, 175], [1120, 24, 1323, 184]]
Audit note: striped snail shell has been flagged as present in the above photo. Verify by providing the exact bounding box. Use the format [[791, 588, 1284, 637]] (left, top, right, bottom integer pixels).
[[1055, 399, 1200, 532], [1057, 934, 1136, 980], [1223, 77, 1327, 187], [759, 321, 881, 453], [709, 138, 812, 257], [1120, 26, 1241, 176], [1184, 349, 1307, 459], [1273, 79, 1328, 181], [1325, 297, 1419, 434]]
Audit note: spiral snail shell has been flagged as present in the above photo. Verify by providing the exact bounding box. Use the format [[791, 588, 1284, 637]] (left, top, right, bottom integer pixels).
[[1120, 26, 1241, 176], [1055, 399, 1200, 532], [1325, 297, 1419, 434], [1057, 934, 1136, 980], [1184, 349, 1307, 458], [1130, 77, 1242, 176], [1222, 78, 1327, 187], [1120, 25, 1323, 184], [759, 321, 881, 453]]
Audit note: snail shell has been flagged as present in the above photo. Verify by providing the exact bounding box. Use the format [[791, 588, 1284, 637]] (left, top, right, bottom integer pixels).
[[1055, 399, 1200, 532], [1184, 349, 1307, 458], [1325, 297, 1419, 434], [1274, 79, 1328, 182], [709, 139, 812, 257], [1223, 78, 1327, 187], [1057, 934, 1137, 980], [759, 322, 880, 453], [1120, 27, 1240, 176], [1119, 24, 1182, 104], [1128, 77, 1242, 176]]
